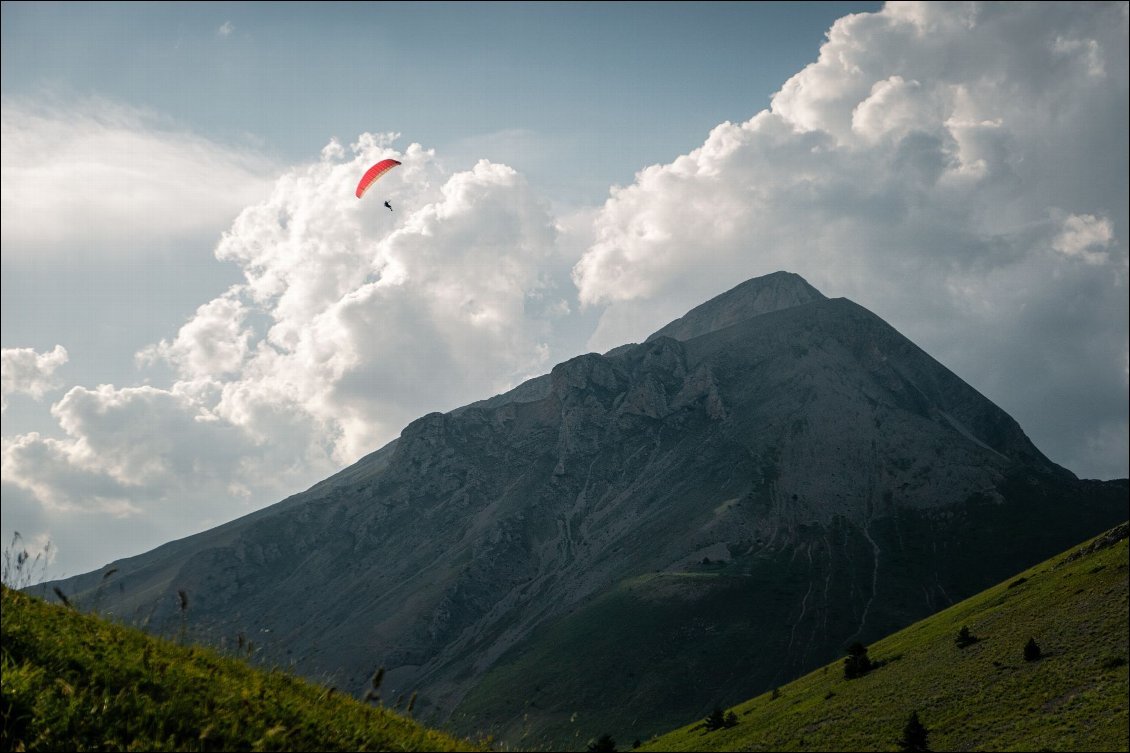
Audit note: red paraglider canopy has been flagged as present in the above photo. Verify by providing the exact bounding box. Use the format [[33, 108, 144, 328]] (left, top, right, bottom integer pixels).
[[355, 159, 402, 199]]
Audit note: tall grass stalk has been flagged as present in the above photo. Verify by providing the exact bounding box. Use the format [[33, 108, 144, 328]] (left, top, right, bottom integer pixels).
[[1, 532, 51, 589]]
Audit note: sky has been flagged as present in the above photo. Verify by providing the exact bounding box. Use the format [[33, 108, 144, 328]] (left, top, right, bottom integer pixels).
[[2, 1, 1127, 579]]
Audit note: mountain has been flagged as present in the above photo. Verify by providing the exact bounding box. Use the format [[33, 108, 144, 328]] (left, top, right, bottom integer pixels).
[[640, 522, 1129, 753], [645, 271, 826, 342], [42, 271, 1128, 749]]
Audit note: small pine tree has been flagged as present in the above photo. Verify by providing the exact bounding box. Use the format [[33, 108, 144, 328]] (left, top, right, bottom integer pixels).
[[704, 706, 727, 731], [1024, 637, 1042, 662], [955, 625, 978, 648], [587, 733, 617, 752], [724, 710, 739, 728], [898, 710, 930, 752], [844, 642, 873, 679]]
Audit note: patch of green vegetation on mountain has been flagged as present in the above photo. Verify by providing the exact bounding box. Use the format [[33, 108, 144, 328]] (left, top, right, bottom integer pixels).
[[1, 586, 481, 752], [642, 523, 1129, 752], [451, 539, 827, 751]]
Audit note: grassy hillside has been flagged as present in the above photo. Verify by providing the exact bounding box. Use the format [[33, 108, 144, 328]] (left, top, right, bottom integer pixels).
[[1, 585, 481, 752], [641, 522, 1129, 752]]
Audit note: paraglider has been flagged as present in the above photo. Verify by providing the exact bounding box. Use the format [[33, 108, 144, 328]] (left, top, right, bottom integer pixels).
[[384, 200, 393, 212], [355, 158, 401, 199]]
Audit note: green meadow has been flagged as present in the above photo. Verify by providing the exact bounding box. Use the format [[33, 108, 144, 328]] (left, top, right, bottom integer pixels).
[[1, 585, 481, 752]]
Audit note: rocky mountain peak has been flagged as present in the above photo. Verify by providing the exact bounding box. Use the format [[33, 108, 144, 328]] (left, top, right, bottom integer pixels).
[[646, 270, 826, 342]]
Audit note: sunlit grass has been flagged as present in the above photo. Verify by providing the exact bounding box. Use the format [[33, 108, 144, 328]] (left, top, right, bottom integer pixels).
[[1, 586, 484, 752]]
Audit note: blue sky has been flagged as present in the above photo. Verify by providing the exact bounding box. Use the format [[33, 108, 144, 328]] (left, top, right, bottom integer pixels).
[[1, 2, 878, 200], [2, 2, 1126, 578]]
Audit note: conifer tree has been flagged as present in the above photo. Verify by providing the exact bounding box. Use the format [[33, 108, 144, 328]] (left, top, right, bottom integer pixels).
[[587, 733, 617, 752], [898, 710, 930, 752], [844, 642, 873, 679], [955, 625, 978, 648], [704, 706, 726, 731]]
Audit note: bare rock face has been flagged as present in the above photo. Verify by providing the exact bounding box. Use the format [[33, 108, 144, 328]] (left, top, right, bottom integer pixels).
[[647, 270, 825, 342], [46, 271, 1127, 748]]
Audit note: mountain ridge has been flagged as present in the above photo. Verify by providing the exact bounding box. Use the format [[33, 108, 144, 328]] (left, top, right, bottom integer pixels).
[[647, 270, 827, 343], [39, 270, 1126, 749]]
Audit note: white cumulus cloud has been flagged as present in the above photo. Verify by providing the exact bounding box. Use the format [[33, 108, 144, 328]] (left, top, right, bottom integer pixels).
[[137, 292, 252, 378], [1, 376, 334, 541], [1, 345, 68, 413], [1052, 213, 1114, 264], [173, 136, 562, 463]]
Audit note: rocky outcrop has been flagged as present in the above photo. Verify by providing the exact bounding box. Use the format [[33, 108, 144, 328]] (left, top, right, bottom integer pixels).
[[647, 270, 825, 342]]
